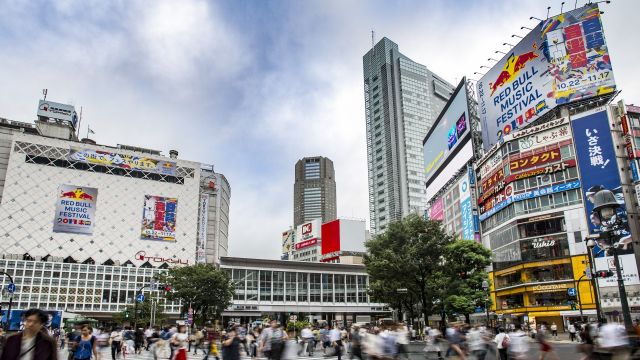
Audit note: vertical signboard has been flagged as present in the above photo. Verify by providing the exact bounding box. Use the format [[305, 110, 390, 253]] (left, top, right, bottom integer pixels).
[[53, 185, 98, 235], [196, 194, 209, 263], [478, 4, 616, 150], [458, 176, 474, 241], [141, 195, 178, 241], [572, 108, 636, 285], [428, 197, 445, 221]]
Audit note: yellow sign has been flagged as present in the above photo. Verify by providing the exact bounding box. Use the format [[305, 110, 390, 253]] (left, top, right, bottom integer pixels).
[[530, 283, 569, 293]]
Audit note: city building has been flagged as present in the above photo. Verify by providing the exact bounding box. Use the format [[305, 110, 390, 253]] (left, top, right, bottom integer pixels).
[[220, 256, 390, 326], [363, 37, 454, 235], [0, 101, 230, 321], [293, 157, 336, 228]]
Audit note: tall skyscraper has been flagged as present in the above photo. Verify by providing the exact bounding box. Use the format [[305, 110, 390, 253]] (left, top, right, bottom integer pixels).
[[363, 37, 454, 235], [293, 156, 337, 227]]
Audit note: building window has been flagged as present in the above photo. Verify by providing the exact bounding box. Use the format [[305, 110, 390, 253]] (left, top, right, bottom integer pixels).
[[298, 273, 308, 302], [259, 271, 272, 302], [273, 271, 284, 302], [285, 272, 296, 302], [334, 274, 345, 303], [322, 274, 333, 303], [246, 270, 258, 301], [346, 275, 357, 303], [310, 274, 321, 302]]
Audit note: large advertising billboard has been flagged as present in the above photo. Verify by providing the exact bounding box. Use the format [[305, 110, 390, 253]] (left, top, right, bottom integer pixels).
[[69, 148, 177, 176], [477, 4, 616, 150], [282, 229, 294, 254], [141, 195, 178, 241], [53, 185, 98, 235], [38, 100, 78, 126], [458, 175, 474, 241], [423, 79, 471, 186], [295, 219, 321, 245], [1, 310, 62, 331]]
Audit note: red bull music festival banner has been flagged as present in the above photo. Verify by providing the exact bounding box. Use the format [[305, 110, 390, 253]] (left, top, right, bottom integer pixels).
[[477, 4, 616, 150], [53, 184, 98, 235]]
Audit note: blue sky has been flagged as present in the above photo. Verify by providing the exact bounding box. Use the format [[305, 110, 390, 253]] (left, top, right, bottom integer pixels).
[[1, 0, 638, 259]]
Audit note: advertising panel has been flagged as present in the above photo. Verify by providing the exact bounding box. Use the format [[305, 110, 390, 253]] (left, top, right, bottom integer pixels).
[[296, 219, 321, 244], [572, 108, 631, 246], [594, 254, 640, 287], [38, 100, 78, 126], [296, 238, 318, 250], [509, 148, 561, 172], [1, 310, 62, 331], [53, 185, 98, 235], [426, 141, 474, 201], [321, 219, 340, 255], [429, 197, 445, 221], [515, 122, 572, 152], [196, 194, 209, 263], [141, 195, 178, 241], [458, 175, 474, 241], [423, 79, 470, 185], [477, 4, 616, 149], [69, 148, 177, 176], [282, 229, 294, 254]]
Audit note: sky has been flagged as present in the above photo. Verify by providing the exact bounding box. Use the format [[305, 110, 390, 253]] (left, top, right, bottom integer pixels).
[[0, 0, 638, 259]]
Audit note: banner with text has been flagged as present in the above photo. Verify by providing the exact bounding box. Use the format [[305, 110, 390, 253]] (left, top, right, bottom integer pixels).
[[53, 184, 98, 235], [141, 195, 178, 241]]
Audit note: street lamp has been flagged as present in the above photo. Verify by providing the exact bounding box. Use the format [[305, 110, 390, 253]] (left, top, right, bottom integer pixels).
[[482, 280, 490, 328], [585, 237, 604, 324], [592, 189, 633, 332]]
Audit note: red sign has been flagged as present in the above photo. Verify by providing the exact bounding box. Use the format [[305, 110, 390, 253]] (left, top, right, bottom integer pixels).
[[509, 148, 561, 172], [320, 256, 340, 263], [321, 219, 341, 255], [295, 238, 317, 250], [302, 222, 313, 235]]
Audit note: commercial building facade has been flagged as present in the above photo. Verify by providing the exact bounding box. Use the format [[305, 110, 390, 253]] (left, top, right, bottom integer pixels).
[[293, 157, 336, 228], [0, 113, 230, 320], [363, 37, 454, 235], [220, 257, 390, 326]]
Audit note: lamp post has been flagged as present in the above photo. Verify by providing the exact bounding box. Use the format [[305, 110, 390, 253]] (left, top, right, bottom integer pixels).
[[586, 236, 604, 324], [482, 280, 490, 328], [592, 189, 633, 332]]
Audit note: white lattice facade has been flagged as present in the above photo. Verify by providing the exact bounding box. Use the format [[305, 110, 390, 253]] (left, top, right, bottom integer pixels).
[[0, 132, 201, 265]]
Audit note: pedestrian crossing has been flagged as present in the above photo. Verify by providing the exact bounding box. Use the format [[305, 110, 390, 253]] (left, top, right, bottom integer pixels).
[[57, 348, 341, 360]]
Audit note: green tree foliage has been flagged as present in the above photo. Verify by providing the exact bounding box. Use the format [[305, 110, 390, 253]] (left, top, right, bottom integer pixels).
[[114, 299, 167, 327], [364, 214, 492, 324], [156, 264, 234, 327]]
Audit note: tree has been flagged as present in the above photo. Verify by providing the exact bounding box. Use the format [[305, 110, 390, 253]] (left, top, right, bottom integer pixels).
[[156, 264, 234, 328], [364, 214, 454, 323], [364, 214, 492, 327], [115, 299, 166, 327]]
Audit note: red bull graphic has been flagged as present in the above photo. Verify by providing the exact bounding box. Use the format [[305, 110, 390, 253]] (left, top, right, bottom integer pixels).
[[53, 184, 98, 235], [141, 195, 178, 241], [478, 4, 615, 151]]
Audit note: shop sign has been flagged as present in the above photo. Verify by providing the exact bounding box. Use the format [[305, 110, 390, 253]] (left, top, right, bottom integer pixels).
[[532, 238, 556, 249], [631, 161, 640, 183], [516, 124, 572, 152], [295, 238, 318, 250], [479, 150, 504, 179], [509, 148, 561, 172], [531, 283, 569, 293]]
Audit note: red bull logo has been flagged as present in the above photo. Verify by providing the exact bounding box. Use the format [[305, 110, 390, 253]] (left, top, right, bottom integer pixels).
[[489, 43, 539, 96], [60, 188, 94, 201]]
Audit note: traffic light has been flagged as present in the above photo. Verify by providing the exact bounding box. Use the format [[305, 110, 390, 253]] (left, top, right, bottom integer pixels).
[[594, 270, 614, 278]]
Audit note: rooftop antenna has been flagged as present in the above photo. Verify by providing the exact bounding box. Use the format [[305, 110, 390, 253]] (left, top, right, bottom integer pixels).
[[371, 30, 375, 48], [546, 6, 551, 19], [560, 1, 565, 13], [42, 89, 48, 101], [76, 106, 83, 138]]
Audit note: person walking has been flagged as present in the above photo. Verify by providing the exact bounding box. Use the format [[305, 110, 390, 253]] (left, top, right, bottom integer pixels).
[[550, 323, 558, 339], [493, 328, 509, 360], [259, 320, 287, 360], [0, 308, 58, 360], [109, 328, 122, 360], [72, 325, 97, 360], [299, 325, 314, 356], [221, 327, 240, 360], [170, 325, 189, 360], [329, 325, 343, 360], [537, 324, 559, 360], [568, 323, 576, 342]]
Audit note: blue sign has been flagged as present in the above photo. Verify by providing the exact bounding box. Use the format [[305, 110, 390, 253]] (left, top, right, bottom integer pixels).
[[571, 109, 632, 257], [475, 306, 484, 313], [567, 288, 577, 297], [6, 283, 15, 294], [631, 160, 640, 183], [136, 293, 145, 303], [1, 310, 62, 331]]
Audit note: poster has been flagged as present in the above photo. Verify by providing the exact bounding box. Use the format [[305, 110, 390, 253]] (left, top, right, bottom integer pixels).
[[196, 194, 209, 263], [69, 148, 176, 176], [429, 197, 445, 221], [53, 185, 98, 235], [571, 108, 632, 258], [477, 4, 616, 149], [458, 176, 474, 241], [1, 310, 62, 331], [141, 195, 178, 241]]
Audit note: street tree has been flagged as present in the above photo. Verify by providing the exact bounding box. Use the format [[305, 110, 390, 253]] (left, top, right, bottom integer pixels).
[[442, 239, 492, 323], [115, 298, 166, 327], [364, 214, 453, 323], [156, 263, 234, 327]]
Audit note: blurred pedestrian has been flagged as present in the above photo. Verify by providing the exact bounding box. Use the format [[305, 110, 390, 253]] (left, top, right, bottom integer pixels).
[[493, 328, 509, 360], [0, 308, 58, 360], [72, 325, 97, 360], [170, 325, 189, 360]]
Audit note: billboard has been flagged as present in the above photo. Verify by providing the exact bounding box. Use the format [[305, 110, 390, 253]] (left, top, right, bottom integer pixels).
[[428, 197, 445, 221], [38, 100, 78, 126], [458, 175, 474, 241], [196, 194, 209, 263], [282, 229, 294, 254], [295, 219, 321, 244], [69, 148, 177, 176], [423, 79, 471, 186], [141, 195, 178, 241], [321, 219, 341, 255], [53, 185, 98, 235], [594, 254, 640, 287], [572, 108, 633, 254], [426, 141, 474, 201], [477, 4, 616, 149], [320, 219, 366, 255], [296, 238, 318, 250], [1, 310, 62, 331]]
